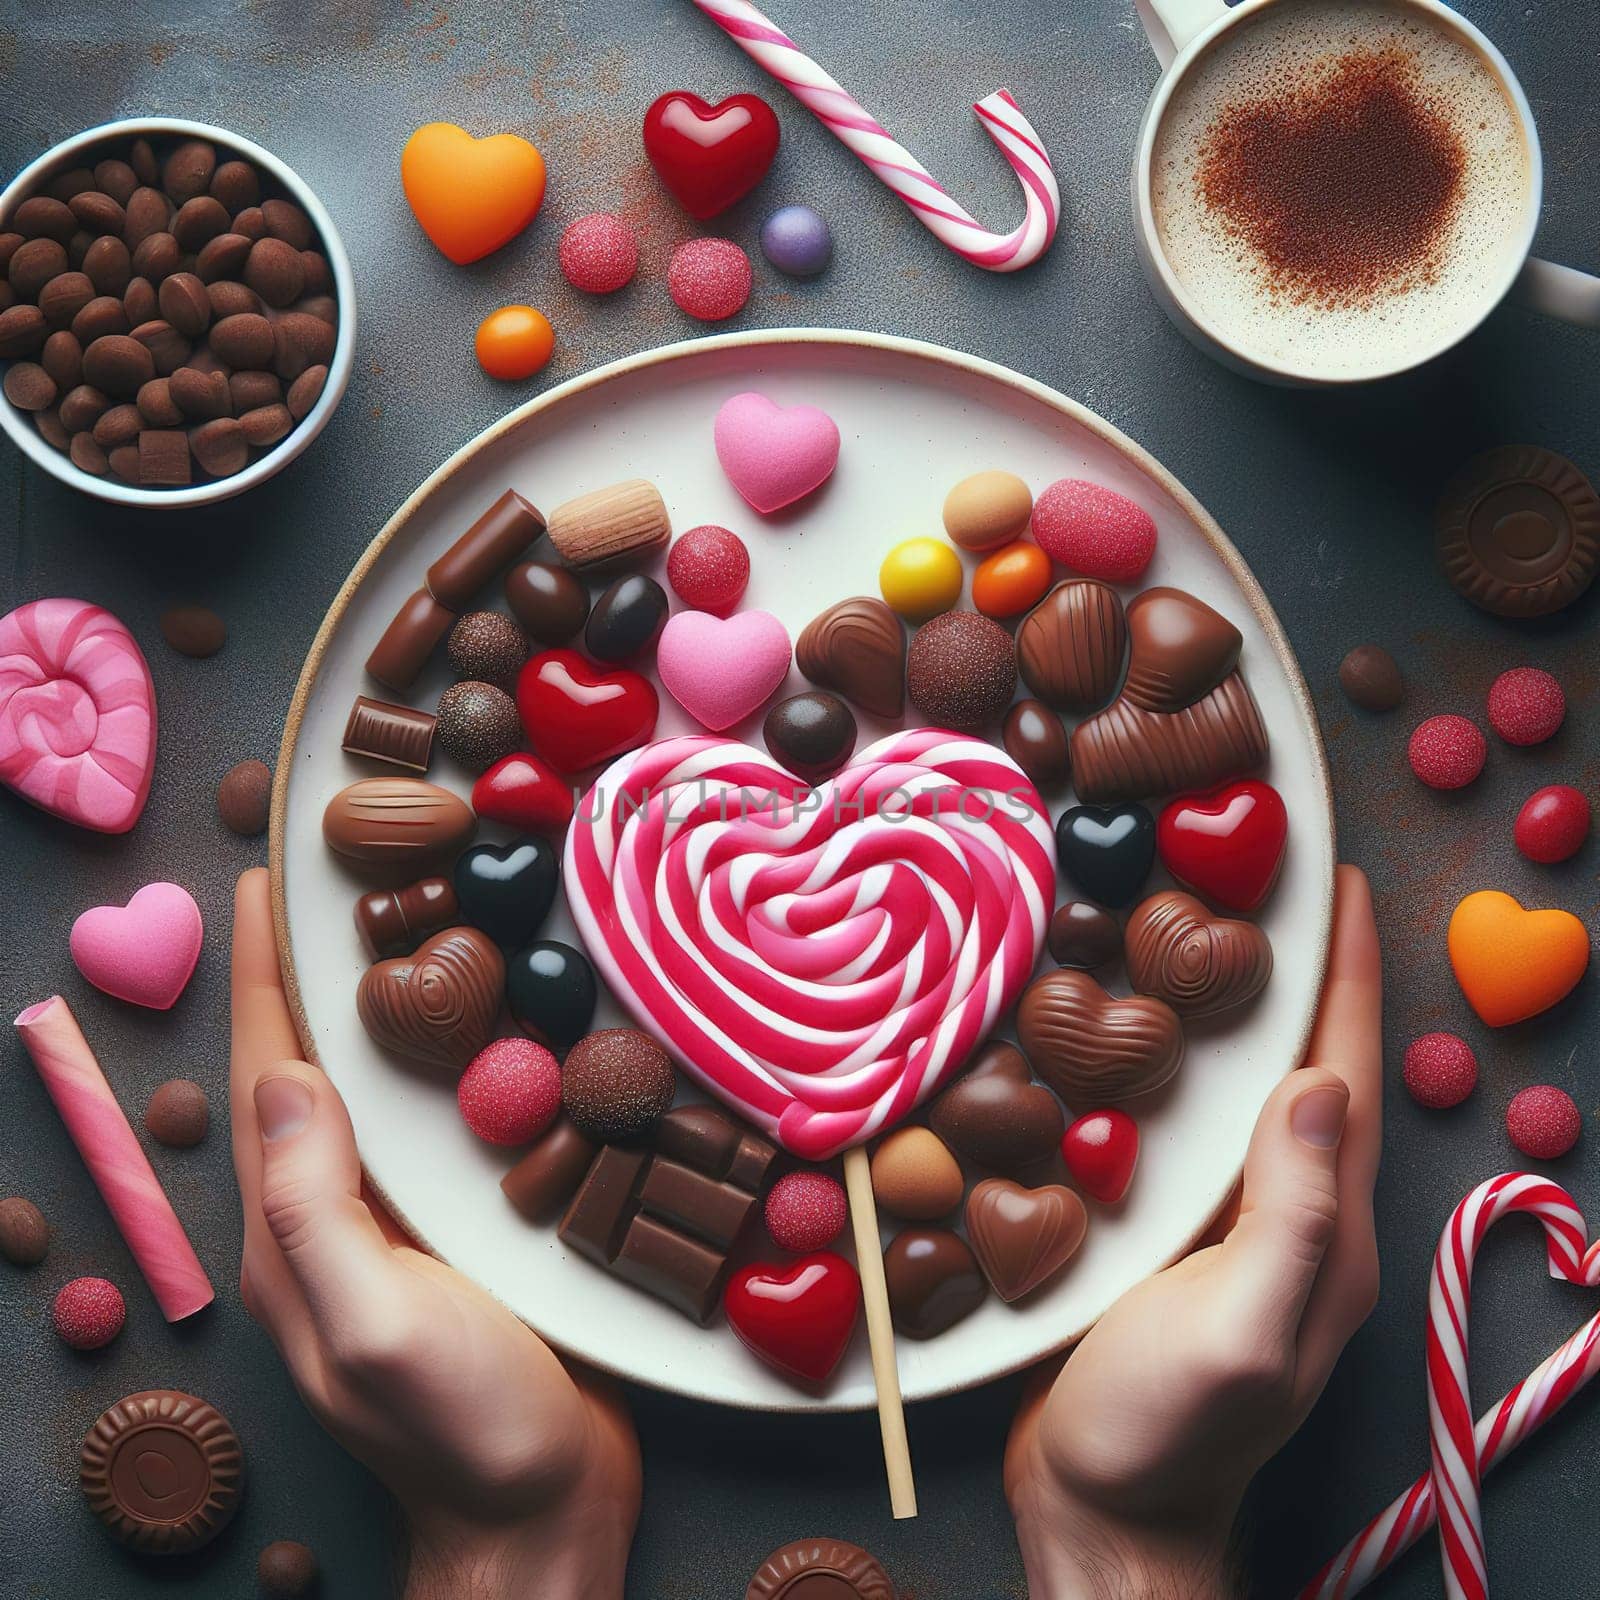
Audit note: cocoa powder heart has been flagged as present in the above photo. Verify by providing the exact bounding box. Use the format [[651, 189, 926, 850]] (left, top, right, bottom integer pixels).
[[965, 1178, 1087, 1302], [1124, 890, 1272, 1017], [1017, 968, 1183, 1104], [927, 1041, 1064, 1177], [356, 926, 504, 1073]]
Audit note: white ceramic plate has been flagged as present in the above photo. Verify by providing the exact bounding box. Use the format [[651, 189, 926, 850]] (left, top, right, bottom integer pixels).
[[272, 329, 1333, 1412]]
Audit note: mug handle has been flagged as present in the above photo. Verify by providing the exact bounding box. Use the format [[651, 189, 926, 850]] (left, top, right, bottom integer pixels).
[[1514, 258, 1600, 329], [1135, 0, 1230, 68]]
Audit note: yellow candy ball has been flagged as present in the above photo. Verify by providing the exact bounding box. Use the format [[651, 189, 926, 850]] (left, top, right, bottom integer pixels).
[[879, 537, 963, 621]]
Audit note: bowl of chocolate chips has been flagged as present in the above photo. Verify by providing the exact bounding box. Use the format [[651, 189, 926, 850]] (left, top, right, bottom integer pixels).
[[0, 117, 355, 507]]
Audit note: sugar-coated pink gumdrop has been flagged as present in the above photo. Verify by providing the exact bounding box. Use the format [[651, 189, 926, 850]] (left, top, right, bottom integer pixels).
[[713, 391, 841, 514], [1407, 714, 1486, 790], [558, 213, 639, 294], [1507, 1085, 1581, 1159], [458, 1037, 561, 1146], [53, 1276, 126, 1350], [765, 1170, 847, 1252], [0, 598, 157, 834], [667, 525, 750, 614], [1402, 1032, 1478, 1109], [668, 237, 752, 321], [1031, 479, 1158, 582], [70, 882, 204, 1011], [656, 608, 793, 731], [1486, 666, 1565, 746]]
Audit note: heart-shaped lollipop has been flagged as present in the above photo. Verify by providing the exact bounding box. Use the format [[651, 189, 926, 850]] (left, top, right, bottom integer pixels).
[[565, 730, 1055, 1158]]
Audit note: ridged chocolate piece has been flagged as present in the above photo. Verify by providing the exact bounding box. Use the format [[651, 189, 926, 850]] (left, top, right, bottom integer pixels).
[[342, 694, 436, 771], [1015, 580, 1126, 712], [1122, 587, 1242, 713], [1070, 671, 1268, 804], [1435, 446, 1599, 618], [1123, 891, 1272, 1017], [746, 1539, 897, 1600], [355, 926, 503, 1072], [964, 1178, 1087, 1303], [1016, 968, 1183, 1103], [323, 777, 475, 868], [80, 1389, 242, 1554], [795, 596, 905, 720], [354, 876, 460, 960]]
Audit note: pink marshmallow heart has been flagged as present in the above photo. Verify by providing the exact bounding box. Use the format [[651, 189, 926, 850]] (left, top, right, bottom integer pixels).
[[70, 883, 203, 1010], [713, 391, 840, 513], [657, 609, 793, 732]]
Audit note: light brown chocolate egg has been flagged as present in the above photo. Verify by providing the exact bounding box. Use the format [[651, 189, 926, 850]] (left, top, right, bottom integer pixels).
[[869, 1126, 965, 1221], [942, 469, 1033, 552]]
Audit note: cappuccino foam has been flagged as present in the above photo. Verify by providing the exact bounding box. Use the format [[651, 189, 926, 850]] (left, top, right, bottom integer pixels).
[[1151, 0, 1531, 378]]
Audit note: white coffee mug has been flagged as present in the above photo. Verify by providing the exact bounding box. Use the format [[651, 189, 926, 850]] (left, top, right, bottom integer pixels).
[[1130, 0, 1600, 384]]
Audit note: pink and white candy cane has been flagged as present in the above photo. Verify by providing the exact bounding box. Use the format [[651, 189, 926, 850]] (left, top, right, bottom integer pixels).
[[1301, 1172, 1600, 1600], [689, 0, 1060, 272]]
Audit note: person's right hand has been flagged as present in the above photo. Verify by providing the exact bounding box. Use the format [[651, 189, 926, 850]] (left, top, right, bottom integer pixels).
[[231, 868, 640, 1600]]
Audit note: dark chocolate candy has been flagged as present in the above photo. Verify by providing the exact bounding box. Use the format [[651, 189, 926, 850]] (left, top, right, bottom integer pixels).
[[637, 1157, 757, 1249], [342, 694, 436, 771], [1056, 803, 1155, 909], [258, 1540, 320, 1598], [1048, 901, 1122, 971], [505, 559, 590, 645], [1002, 698, 1069, 788], [1122, 587, 1241, 713], [144, 1079, 209, 1147], [435, 680, 522, 774], [216, 757, 271, 836], [927, 1040, 1063, 1177], [447, 610, 528, 687], [507, 940, 597, 1051], [354, 875, 460, 960], [560, 1145, 650, 1264], [366, 587, 455, 692], [764, 690, 856, 783], [426, 488, 546, 611], [611, 1212, 729, 1322], [0, 1195, 50, 1265], [501, 1118, 597, 1220], [794, 597, 904, 720], [745, 1539, 896, 1600], [1017, 581, 1125, 711], [906, 609, 1016, 731], [159, 604, 225, 657], [1338, 644, 1405, 711], [453, 838, 557, 947], [355, 927, 504, 1072], [884, 1227, 987, 1338], [656, 1104, 779, 1192], [561, 1028, 676, 1142], [584, 573, 668, 662]]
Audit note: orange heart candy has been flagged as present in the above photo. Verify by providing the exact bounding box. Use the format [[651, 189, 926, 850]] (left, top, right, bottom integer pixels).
[[1447, 890, 1590, 1027], [401, 122, 547, 265]]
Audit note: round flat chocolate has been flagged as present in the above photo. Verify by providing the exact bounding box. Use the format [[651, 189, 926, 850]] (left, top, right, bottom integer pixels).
[[80, 1389, 243, 1553], [746, 1538, 896, 1600], [1338, 644, 1404, 711], [1436, 446, 1599, 617]]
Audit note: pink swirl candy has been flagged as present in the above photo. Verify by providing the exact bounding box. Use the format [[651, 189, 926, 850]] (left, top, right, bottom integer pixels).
[[565, 730, 1056, 1159], [0, 598, 157, 834]]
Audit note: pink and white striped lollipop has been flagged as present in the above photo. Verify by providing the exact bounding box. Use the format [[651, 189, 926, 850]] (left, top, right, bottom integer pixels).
[[690, 0, 1060, 272], [565, 730, 1055, 1159]]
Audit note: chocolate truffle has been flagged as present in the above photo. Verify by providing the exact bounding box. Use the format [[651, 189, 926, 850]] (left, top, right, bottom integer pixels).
[[746, 1538, 897, 1600], [884, 1227, 987, 1338], [764, 690, 856, 782], [258, 1539, 319, 1597], [159, 603, 225, 657], [435, 680, 522, 773], [0, 1196, 49, 1266], [1048, 901, 1122, 970], [1002, 698, 1069, 787], [144, 1079, 210, 1147], [217, 758, 272, 836], [561, 1028, 677, 1142], [1339, 644, 1405, 711], [505, 560, 590, 645], [447, 610, 528, 687], [906, 610, 1016, 731]]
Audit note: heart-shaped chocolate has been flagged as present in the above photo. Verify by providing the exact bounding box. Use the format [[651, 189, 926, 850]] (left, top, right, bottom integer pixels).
[[927, 1040, 1064, 1177], [1124, 890, 1272, 1017], [964, 1178, 1087, 1302], [883, 1228, 987, 1339], [1122, 587, 1242, 713], [453, 838, 558, 947], [356, 926, 504, 1073], [1017, 968, 1184, 1104], [794, 597, 905, 721], [1056, 802, 1156, 908]]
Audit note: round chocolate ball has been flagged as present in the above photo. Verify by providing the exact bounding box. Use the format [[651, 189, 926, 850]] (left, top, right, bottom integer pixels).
[[258, 1539, 319, 1597], [447, 611, 528, 687], [906, 610, 1017, 731], [1338, 644, 1404, 712], [144, 1079, 210, 1147], [763, 690, 856, 783], [1048, 901, 1122, 971], [436, 681, 522, 774], [217, 758, 272, 836], [0, 1196, 49, 1266], [561, 1028, 677, 1142]]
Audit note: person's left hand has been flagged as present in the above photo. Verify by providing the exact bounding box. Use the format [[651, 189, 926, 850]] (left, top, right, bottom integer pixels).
[[230, 868, 640, 1600]]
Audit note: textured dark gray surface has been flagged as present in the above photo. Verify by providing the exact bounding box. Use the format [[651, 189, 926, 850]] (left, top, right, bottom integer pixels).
[[2, 2, 1597, 1596]]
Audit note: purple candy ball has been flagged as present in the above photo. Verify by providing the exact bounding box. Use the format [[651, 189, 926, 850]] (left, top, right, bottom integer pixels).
[[759, 205, 832, 277]]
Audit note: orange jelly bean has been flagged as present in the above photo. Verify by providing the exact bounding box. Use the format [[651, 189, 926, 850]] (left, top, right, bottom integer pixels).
[[475, 305, 555, 381], [972, 540, 1052, 619]]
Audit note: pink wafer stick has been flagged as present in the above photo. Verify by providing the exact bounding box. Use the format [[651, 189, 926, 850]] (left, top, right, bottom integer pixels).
[[15, 995, 213, 1321], [1301, 1173, 1600, 1600], [689, 0, 1059, 271]]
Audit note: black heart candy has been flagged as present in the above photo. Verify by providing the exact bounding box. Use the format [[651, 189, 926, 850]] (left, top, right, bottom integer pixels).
[[454, 839, 558, 947], [1055, 803, 1155, 908]]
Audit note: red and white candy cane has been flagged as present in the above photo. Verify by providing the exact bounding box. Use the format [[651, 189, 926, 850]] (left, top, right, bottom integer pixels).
[[1301, 1173, 1600, 1600], [689, 0, 1060, 271]]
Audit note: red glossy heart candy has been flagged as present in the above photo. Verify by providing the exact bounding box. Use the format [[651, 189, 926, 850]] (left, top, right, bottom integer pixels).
[[724, 1251, 861, 1385], [643, 91, 780, 219], [515, 649, 658, 775], [1157, 779, 1287, 913], [472, 752, 574, 833], [1060, 1109, 1139, 1205]]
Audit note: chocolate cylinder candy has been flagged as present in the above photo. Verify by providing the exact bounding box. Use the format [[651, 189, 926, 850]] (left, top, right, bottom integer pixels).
[[884, 1227, 987, 1338], [342, 695, 437, 771], [1017, 968, 1184, 1104], [1123, 890, 1272, 1018], [322, 777, 474, 867], [366, 587, 456, 692], [1070, 671, 1269, 805], [1122, 587, 1242, 713], [501, 1118, 598, 1220], [355, 926, 503, 1072], [354, 876, 460, 960], [1016, 580, 1126, 712], [426, 489, 547, 610], [545, 479, 669, 570], [794, 596, 905, 720], [746, 1539, 896, 1600]]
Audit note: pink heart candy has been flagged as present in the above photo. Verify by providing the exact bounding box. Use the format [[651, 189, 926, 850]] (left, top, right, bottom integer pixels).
[[0, 598, 157, 834], [70, 883, 203, 1010], [657, 609, 793, 732], [713, 391, 840, 513]]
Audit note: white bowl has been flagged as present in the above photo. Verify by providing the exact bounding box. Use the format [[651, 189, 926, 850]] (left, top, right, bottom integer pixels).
[[0, 116, 356, 509]]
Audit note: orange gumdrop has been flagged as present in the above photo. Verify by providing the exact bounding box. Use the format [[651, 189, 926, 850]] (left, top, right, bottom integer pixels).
[[475, 306, 554, 381], [972, 540, 1052, 619], [401, 122, 546, 265], [1447, 889, 1590, 1027]]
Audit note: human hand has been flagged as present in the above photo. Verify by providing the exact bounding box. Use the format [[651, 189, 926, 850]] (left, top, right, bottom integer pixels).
[[230, 868, 640, 1600], [1005, 865, 1382, 1600]]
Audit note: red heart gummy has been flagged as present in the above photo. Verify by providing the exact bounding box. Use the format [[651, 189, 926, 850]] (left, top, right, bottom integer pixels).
[[473, 752, 574, 833], [643, 91, 781, 220], [1157, 779, 1287, 914], [515, 649, 658, 776], [724, 1251, 860, 1385], [1060, 1109, 1140, 1205]]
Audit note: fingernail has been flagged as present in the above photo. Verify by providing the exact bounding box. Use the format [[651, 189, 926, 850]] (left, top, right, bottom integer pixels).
[[1292, 1086, 1348, 1149], [255, 1076, 313, 1142]]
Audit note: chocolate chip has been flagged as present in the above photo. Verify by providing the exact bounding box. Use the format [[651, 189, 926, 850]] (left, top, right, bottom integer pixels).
[[122, 186, 170, 248], [92, 403, 143, 448], [170, 366, 231, 421], [46, 167, 95, 202], [82, 332, 155, 395], [130, 230, 181, 284], [41, 330, 82, 390], [229, 370, 280, 411], [9, 238, 68, 299], [138, 428, 192, 485], [69, 431, 108, 475], [13, 195, 76, 243], [38, 270, 94, 328], [0, 1197, 50, 1267], [1339, 644, 1405, 711], [128, 140, 159, 186], [95, 158, 140, 204], [232, 205, 266, 241], [0, 302, 46, 358], [144, 1079, 210, 1147], [243, 237, 305, 307], [210, 311, 274, 370], [108, 442, 139, 483], [208, 160, 260, 213], [206, 280, 260, 321], [195, 232, 251, 283], [3, 362, 57, 411], [131, 317, 192, 375], [68, 190, 126, 237], [272, 311, 334, 381], [122, 275, 157, 324], [217, 757, 271, 834], [71, 294, 129, 344], [261, 197, 314, 250], [239, 402, 292, 447], [161, 604, 226, 657], [189, 416, 247, 477], [162, 139, 217, 204], [59, 384, 110, 433], [158, 272, 211, 339]]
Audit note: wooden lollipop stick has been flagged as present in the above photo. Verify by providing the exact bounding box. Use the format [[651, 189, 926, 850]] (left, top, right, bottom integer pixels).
[[843, 1144, 918, 1519]]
